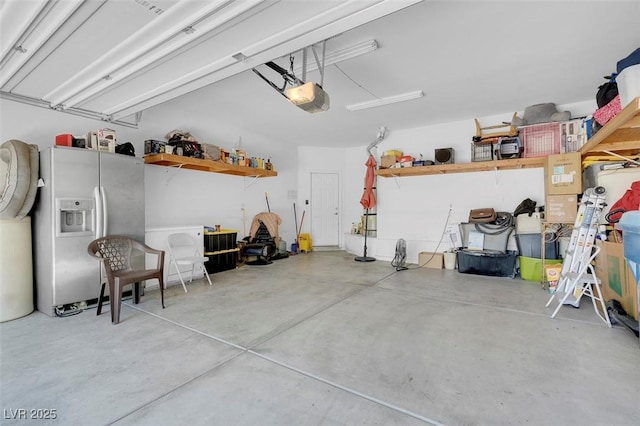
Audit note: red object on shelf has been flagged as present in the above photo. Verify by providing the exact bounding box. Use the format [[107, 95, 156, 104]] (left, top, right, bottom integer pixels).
[[593, 95, 622, 126], [55, 134, 73, 147]]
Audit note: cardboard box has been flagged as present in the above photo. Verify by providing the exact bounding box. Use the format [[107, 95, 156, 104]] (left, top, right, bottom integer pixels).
[[380, 155, 397, 169], [559, 119, 587, 153], [596, 240, 638, 320], [545, 194, 578, 223], [96, 128, 116, 153], [545, 152, 582, 195], [418, 252, 444, 269]]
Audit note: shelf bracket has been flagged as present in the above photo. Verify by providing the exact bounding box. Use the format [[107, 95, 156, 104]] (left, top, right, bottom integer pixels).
[[392, 174, 401, 189], [244, 175, 260, 189], [603, 150, 640, 165]]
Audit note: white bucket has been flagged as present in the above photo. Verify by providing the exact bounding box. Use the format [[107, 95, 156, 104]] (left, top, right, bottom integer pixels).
[[444, 252, 456, 270]]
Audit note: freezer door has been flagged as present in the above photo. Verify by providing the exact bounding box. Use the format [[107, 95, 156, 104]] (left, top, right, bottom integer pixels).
[[99, 152, 144, 241]]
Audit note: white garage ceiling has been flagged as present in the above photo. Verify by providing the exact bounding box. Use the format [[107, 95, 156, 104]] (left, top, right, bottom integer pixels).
[[1, 0, 639, 147]]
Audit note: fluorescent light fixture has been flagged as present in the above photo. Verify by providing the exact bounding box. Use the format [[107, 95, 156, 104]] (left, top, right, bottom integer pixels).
[[292, 39, 378, 75], [346, 90, 424, 112], [285, 82, 330, 113]]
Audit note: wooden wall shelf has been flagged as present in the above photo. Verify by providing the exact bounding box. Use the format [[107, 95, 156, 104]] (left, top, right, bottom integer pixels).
[[376, 157, 545, 177], [579, 96, 640, 156], [144, 153, 277, 177], [376, 97, 640, 179]]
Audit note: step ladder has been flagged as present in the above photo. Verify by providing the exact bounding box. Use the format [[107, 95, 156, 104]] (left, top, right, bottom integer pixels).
[[545, 187, 612, 326]]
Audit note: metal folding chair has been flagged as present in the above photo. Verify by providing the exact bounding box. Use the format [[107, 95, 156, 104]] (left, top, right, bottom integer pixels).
[[167, 233, 212, 292]]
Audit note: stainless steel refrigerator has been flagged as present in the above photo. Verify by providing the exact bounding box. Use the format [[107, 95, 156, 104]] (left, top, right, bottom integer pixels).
[[33, 146, 144, 316]]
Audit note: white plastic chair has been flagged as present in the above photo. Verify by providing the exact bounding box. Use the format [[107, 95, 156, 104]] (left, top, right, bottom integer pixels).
[[545, 245, 611, 327], [167, 233, 213, 292]]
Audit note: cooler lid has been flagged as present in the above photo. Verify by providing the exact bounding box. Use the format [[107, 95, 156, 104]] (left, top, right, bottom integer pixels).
[[617, 211, 640, 232]]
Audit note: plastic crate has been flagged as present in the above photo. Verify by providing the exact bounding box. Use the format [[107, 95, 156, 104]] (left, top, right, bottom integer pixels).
[[519, 122, 561, 158], [471, 141, 494, 162]]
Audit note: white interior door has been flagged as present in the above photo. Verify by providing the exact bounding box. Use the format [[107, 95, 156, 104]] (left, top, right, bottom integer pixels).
[[310, 172, 340, 246]]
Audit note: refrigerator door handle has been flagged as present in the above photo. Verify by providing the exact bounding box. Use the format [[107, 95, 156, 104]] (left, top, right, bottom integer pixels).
[[94, 186, 102, 239], [100, 186, 108, 236]]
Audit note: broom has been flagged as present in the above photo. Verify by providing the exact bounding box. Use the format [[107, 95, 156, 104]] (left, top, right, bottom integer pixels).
[[296, 210, 306, 253], [293, 203, 299, 252]]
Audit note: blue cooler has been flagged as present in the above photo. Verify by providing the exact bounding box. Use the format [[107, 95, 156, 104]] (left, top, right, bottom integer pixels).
[[617, 211, 640, 346]]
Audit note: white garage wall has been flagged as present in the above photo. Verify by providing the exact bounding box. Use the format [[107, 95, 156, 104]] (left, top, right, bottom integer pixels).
[[296, 146, 347, 246], [135, 100, 300, 244], [342, 101, 597, 263], [0, 99, 301, 245], [2, 97, 598, 262]]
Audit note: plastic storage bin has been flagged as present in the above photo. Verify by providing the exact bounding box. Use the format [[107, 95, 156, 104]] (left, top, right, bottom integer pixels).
[[617, 64, 640, 108], [616, 211, 640, 345], [515, 213, 542, 234], [205, 251, 237, 273], [204, 229, 238, 252], [519, 256, 562, 281], [459, 223, 513, 253], [515, 233, 558, 259], [204, 229, 239, 273], [618, 211, 640, 281], [457, 250, 517, 278]]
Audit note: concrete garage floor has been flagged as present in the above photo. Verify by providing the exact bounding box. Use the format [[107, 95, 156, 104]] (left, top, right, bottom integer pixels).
[[1, 250, 639, 425]]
